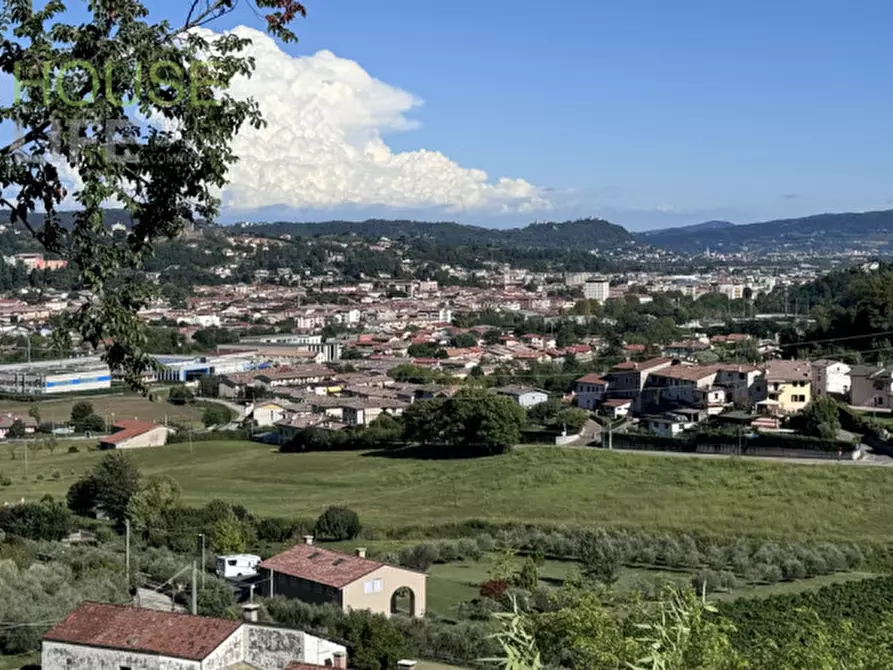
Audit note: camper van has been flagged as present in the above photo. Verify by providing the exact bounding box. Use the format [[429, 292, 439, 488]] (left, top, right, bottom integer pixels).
[[215, 554, 262, 579]]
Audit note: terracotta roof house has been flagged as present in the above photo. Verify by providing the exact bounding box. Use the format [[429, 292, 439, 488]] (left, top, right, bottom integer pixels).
[[41, 601, 347, 670], [99, 419, 169, 450], [260, 536, 427, 619], [0, 413, 37, 439]]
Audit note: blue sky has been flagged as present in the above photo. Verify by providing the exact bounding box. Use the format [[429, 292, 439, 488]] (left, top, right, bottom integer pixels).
[[13, 0, 893, 230]]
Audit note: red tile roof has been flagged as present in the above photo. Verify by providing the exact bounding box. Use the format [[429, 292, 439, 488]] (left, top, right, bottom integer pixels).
[[43, 602, 240, 661], [260, 543, 382, 588], [100, 420, 164, 445], [575, 373, 607, 385]]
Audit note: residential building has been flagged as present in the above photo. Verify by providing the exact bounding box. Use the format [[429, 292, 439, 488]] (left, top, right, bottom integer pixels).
[[762, 360, 812, 414], [0, 357, 111, 395], [602, 398, 632, 418], [250, 399, 305, 427], [647, 365, 718, 406], [339, 398, 408, 426], [850, 365, 893, 408], [664, 340, 711, 360], [493, 385, 549, 408], [811, 359, 851, 397], [41, 601, 347, 670], [574, 373, 608, 410], [583, 278, 610, 303], [99, 420, 169, 449], [260, 537, 427, 618], [714, 365, 765, 408], [639, 413, 698, 438], [606, 357, 672, 408], [0, 414, 37, 439], [564, 272, 590, 287]]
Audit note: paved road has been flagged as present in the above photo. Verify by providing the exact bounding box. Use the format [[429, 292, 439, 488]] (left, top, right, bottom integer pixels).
[[587, 446, 893, 467]]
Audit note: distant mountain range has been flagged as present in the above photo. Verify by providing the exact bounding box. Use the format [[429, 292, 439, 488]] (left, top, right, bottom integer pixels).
[[639, 209, 893, 253], [638, 220, 736, 239], [244, 217, 634, 250], [10, 207, 893, 257]]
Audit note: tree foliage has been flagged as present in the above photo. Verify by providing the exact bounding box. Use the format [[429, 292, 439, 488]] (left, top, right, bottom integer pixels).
[[402, 388, 527, 456], [202, 403, 231, 427], [789, 396, 842, 440], [314, 506, 361, 541], [0, 497, 70, 541], [6, 419, 25, 439], [0, 0, 307, 387], [68, 451, 140, 526], [126, 475, 182, 532]]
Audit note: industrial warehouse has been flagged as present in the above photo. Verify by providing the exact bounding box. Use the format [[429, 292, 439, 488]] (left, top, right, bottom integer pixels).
[[0, 357, 112, 396]]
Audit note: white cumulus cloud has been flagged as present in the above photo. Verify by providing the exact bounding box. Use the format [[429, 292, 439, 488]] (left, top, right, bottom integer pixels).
[[203, 26, 551, 214]]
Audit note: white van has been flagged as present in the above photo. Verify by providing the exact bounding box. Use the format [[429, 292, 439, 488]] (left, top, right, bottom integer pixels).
[[215, 554, 262, 579]]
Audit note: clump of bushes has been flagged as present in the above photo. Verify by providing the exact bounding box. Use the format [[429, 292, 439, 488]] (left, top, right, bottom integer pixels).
[[314, 506, 361, 541]]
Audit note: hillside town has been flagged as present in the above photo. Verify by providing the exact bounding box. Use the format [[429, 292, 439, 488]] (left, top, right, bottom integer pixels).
[[6, 1, 893, 668]]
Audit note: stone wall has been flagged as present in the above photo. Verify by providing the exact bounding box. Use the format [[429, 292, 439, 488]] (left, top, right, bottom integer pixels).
[[41, 642, 199, 670]]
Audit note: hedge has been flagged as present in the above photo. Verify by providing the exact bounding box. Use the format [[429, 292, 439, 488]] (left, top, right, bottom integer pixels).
[[613, 431, 854, 454]]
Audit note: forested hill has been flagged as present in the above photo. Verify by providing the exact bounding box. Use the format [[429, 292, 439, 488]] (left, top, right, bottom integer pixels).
[[242, 217, 634, 250], [639, 209, 893, 254]]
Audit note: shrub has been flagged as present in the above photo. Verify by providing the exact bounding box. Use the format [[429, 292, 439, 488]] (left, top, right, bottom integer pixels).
[[781, 558, 806, 581], [759, 563, 783, 584], [256, 517, 300, 543], [399, 543, 439, 571], [691, 569, 724, 594], [457, 537, 483, 561], [476, 533, 496, 552], [0, 473, 10, 487], [479, 579, 508, 600], [51, 471, 61, 481], [437, 541, 459, 563], [314, 506, 361, 541], [67, 446, 79, 454]]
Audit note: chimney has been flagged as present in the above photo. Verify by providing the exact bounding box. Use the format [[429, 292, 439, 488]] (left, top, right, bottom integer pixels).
[[355, 547, 366, 558], [241, 603, 259, 623], [303, 535, 314, 545], [333, 651, 347, 669]]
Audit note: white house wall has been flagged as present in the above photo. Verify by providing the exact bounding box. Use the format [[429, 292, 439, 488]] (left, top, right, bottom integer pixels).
[[200, 627, 243, 670], [41, 641, 199, 670], [242, 625, 306, 670]]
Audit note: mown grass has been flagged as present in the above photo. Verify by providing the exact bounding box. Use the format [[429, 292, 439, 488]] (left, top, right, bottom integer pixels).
[[0, 393, 205, 427], [1, 441, 892, 543], [426, 555, 878, 618]]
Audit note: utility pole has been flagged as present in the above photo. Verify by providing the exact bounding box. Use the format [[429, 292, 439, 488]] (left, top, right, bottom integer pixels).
[[191, 561, 198, 615], [607, 421, 613, 450], [198, 534, 206, 589], [125, 519, 131, 587]]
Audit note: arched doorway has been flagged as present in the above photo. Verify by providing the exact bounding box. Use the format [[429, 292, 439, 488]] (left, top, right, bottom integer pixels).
[[390, 587, 415, 617]]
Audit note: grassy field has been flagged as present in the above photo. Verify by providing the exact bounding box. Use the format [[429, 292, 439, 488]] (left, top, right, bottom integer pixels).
[[425, 555, 878, 617], [2, 441, 893, 542], [0, 393, 206, 427], [0, 653, 37, 670]]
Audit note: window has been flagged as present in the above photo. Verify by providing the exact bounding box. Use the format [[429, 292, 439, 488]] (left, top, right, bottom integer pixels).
[[364, 580, 373, 594], [373, 578, 383, 592], [120, 666, 132, 670], [228, 559, 237, 566]]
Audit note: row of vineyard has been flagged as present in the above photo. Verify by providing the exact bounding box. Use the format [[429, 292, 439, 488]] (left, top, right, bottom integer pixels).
[[720, 576, 893, 646]]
